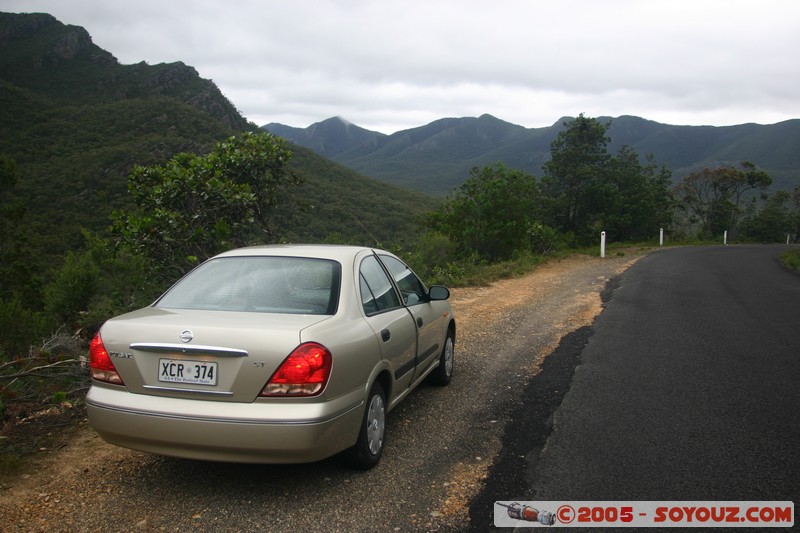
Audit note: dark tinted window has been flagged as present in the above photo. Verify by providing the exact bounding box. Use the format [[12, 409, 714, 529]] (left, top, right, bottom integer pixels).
[[156, 257, 340, 315], [359, 255, 401, 315]]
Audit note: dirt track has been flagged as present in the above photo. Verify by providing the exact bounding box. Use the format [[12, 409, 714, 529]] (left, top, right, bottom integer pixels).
[[0, 250, 646, 532]]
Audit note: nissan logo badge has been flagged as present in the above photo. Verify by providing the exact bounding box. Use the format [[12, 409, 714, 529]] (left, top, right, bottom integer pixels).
[[180, 329, 193, 343]]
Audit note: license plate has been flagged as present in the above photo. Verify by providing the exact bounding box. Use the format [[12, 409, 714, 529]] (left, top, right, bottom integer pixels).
[[158, 358, 218, 386]]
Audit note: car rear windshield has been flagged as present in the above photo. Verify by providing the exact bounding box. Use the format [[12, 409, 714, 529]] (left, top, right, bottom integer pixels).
[[155, 256, 341, 315]]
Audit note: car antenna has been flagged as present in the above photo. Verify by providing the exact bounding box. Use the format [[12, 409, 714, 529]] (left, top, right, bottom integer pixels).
[[343, 207, 381, 247]]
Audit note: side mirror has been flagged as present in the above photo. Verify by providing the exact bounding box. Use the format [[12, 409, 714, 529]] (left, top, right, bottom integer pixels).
[[428, 285, 450, 301]]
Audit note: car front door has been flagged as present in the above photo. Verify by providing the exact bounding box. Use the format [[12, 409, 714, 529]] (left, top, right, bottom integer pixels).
[[377, 254, 444, 380]]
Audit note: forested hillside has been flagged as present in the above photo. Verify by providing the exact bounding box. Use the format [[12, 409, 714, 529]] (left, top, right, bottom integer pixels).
[[0, 13, 249, 268], [265, 115, 800, 195], [0, 12, 435, 277]]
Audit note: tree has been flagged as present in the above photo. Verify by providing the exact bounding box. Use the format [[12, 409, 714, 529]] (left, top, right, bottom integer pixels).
[[673, 162, 772, 239], [426, 163, 540, 261], [541, 114, 612, 240], [541, 115, 673, 243], [113, 132, 298, 280], [603, 148, 674, 242], [731, 162, 772, 234], [739, 188, 798, 242]]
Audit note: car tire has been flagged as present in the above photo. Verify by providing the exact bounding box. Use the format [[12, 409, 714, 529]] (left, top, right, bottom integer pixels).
[[429, 330, 454, 386], [348, 382, 386, 470]]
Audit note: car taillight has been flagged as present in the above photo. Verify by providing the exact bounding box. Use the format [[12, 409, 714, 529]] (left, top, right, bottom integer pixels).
[[260, 342, 332, 397], [89, 332, 124, 385]]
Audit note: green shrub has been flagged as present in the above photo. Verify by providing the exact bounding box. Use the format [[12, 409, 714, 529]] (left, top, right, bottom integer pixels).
[[404, 231, 458, 280], [51, 391, 68, 403], [779, 249, 800, 272], [43, 251, 99, 327], [528, 222, 559, 255]]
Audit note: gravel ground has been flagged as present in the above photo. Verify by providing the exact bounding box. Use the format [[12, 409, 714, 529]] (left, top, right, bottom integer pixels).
[[0, 251, 646, 532]]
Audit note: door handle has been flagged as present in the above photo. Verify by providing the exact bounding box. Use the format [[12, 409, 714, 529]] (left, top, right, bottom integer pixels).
[[381, 329, 391, 342], [416, 317, 424, 328]]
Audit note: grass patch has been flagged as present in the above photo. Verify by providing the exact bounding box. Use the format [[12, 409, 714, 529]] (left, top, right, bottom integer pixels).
[[411, 241, 663, 289], [456, 252, 548, 287], [779, 249, 800, 273]]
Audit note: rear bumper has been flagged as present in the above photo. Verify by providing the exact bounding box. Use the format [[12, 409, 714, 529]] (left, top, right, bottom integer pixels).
[[86, 384, 364, 463]]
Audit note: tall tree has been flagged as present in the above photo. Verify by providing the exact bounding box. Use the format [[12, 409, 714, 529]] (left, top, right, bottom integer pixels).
[[673, 162, 771, 239], [727, 161, 772, 237], [603, 148, 674, 242], [541, 114, 612, 240]]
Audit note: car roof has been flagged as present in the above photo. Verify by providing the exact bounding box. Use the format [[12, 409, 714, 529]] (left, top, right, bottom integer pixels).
[[213, 244, 382, 262]]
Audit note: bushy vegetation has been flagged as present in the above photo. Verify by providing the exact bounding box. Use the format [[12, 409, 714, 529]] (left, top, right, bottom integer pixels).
[[418, 115, 673, 280], [410, 115, 799, 285], [0, 131, 435, 411]]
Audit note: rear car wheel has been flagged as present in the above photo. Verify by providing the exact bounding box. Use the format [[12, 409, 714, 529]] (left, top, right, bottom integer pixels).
[[429, 331, 454, 386], [348, 382, 386, 470]]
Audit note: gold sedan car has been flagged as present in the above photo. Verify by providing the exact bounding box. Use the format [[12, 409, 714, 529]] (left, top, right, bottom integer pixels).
[[86, 245, 455, 469]]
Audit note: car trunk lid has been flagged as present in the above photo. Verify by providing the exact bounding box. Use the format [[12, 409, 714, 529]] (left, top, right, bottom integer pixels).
[[99, 307, 331, 402]]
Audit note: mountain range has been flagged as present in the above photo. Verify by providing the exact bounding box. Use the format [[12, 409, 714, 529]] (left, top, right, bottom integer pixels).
[[264, 114, 800, 195]]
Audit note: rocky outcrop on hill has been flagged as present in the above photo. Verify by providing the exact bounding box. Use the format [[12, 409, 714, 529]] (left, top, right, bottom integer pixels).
[[0, 11, 249, 130]]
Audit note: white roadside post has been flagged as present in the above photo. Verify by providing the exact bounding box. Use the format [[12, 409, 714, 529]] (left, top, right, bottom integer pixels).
[[660, 228, 664, 247], [724, 230, 728, 245], [788, 233, 791, 245], [600, 231, 606, 258]]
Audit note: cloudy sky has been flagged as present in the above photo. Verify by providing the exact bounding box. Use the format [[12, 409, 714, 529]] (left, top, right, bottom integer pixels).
[[5, 0, 800, 133]]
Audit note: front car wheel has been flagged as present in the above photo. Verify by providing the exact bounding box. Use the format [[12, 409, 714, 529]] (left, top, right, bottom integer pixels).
[[429, 331, 454, 386]]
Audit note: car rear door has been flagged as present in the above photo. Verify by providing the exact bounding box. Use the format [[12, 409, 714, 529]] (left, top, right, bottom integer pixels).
[[358, 254, 417, 394]]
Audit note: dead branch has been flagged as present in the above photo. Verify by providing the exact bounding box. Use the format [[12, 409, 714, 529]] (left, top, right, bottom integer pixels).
[[0, 358, 82, 380]]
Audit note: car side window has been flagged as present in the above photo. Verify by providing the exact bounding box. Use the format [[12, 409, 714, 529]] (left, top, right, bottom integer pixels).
[[379, 255, 428, 306], [359, 255, 401, 315]]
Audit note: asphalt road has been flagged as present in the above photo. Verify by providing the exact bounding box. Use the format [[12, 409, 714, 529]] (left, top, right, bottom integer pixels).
[[470, 245, 799, 528]]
